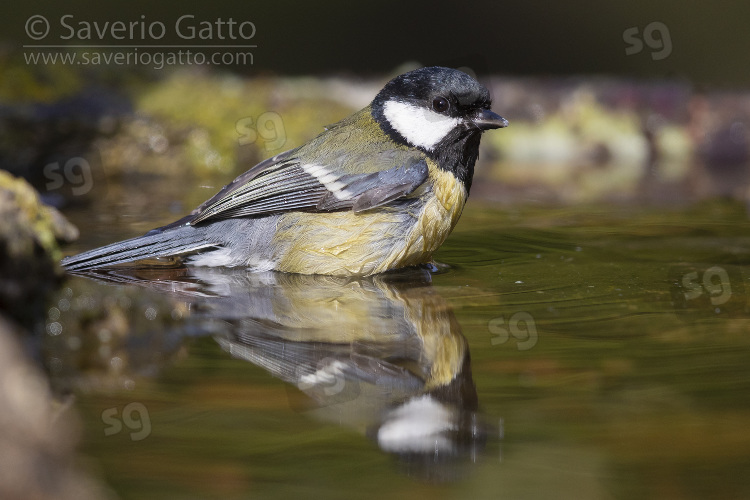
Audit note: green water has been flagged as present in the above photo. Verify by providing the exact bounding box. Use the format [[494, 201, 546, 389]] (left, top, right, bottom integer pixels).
[[45, 200, 750, 499]]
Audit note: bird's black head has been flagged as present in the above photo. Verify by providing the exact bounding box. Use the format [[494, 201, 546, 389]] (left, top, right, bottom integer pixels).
[[371, 67, 508, 191]]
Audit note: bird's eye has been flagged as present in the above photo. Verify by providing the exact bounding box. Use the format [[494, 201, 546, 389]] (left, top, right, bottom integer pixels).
[[432, 96, 450, 113]]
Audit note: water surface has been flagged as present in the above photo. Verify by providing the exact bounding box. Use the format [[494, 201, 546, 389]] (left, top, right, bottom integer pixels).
[[46, 199, 750, 499]]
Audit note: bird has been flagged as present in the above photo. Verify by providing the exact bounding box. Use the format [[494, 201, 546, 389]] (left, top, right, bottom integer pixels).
[[61, 67, 508, 276]]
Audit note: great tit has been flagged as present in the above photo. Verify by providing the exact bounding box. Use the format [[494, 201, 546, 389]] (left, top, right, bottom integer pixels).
[[62, 67, 508, 276]]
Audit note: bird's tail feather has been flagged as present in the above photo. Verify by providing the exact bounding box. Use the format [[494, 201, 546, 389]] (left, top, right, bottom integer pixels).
[[61, 226, 214, 271]]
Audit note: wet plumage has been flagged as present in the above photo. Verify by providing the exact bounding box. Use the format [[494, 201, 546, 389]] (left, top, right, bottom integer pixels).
[[62, 67, 507, 276]]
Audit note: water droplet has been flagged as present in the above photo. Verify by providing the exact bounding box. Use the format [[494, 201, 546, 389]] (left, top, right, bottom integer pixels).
[[145, 307, 157, 320], [48, 307, 60, 321], [46, 322, 63, 336], [110, 356, 124, 370]]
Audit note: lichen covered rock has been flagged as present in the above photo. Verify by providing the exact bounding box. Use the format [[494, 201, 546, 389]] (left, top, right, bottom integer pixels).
[[0, 170, 78, 324]]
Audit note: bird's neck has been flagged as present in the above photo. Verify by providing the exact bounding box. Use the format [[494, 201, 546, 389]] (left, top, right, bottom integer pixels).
[[369, 103, 480, 194], [428, 130, 480, 194]]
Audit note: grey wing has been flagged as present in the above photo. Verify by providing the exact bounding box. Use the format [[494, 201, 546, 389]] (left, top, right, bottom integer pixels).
[[316, 157, 429, 213], [187, 151, 429, 225]]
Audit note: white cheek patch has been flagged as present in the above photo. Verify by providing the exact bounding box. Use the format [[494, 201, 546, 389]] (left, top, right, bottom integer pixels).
[[377, 395, 457, 453], [383, 100, 461, 151]]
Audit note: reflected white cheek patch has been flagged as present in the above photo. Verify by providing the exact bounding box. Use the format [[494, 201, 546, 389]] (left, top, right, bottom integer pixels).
[[383, 100, 460, 151]]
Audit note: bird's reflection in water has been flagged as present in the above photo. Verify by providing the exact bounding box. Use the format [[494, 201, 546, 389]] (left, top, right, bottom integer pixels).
[[78, 265, 488, 480]]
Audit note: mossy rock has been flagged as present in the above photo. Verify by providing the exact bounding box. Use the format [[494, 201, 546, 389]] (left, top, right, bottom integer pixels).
[[0, 170, 78, 324]]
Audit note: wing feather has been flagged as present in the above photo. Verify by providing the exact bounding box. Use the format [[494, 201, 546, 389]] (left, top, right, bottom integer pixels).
[[192, 164, 323, 223], [183, 148, 429, 225]]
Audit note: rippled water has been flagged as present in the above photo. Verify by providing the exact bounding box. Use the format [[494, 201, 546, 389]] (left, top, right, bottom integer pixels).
[[45, 199, 750, 499]]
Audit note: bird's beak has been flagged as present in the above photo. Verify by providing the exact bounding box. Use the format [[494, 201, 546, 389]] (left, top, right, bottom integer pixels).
[[471, 109, 509, 130]]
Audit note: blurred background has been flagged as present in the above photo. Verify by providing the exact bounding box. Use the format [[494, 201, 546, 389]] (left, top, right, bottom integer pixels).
[[2, 2, 750, 499], [3, 0, 750, 81], [2, 0, 750, 210]]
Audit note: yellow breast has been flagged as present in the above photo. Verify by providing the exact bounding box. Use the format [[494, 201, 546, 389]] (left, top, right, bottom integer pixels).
[[272, 164, 467, 276], [381, 165, 467, 270]]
